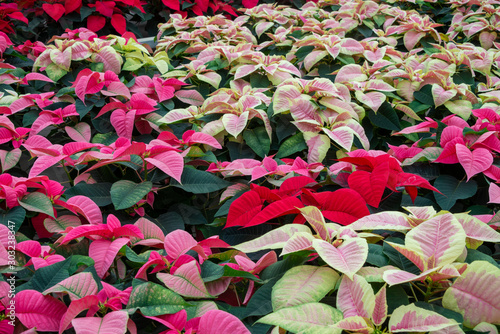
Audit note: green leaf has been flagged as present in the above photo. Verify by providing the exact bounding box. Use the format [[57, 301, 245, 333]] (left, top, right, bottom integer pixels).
[[227, 141, 255, 160], [276, 133, 307, 159], [367, 243, 390, 267], [171, 168, 231, 194], [126, 281, 190, 316], [367, 102, 401, 131], [244, 277, 279, 318], [110, 180, 152, 210], [386, 285, 409, 314], [222, 265, 262, 282], [80, 6, 94, 20], [261, 253, 309, 281], [383, 238, 420, 274], [18, 192, 55, 218], [465, 249, 500, 269], [29, 255, 94, 292], [125, 247, 156, 264], [453, 71, 474, 86], [146, 212, 185, 235], [23, 110, 38, 127], [1, 148, 22, 172], [75, 99, 93, 119], [200, 260, 261, 282], [56, 87, 75, 97], [215, 189, 246, 217], [373, 15, 386, 27], [295, 46, 315, 63], [337, 55, 355, 65], [0, 207, 26, 233], [200, 260, 225, 282], [169, 204, 207, 225], [45, 63, 67, 82], [413, 84, 435, 107], [433, 175, 477, 210], [243, 127, 271, 158], [92, 132, 118, 145], [250, 73, 271, 88], [408, 100, 431, 114], [65, 183, 112, 207]]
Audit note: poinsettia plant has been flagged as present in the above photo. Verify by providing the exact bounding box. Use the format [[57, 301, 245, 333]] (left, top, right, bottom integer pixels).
[[0, 0, 500, 333]]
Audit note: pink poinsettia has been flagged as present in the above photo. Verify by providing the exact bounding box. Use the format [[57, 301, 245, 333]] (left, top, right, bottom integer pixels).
[[135, 229, 230, 280], [59, 214, 143, 278], [59, 282, 133, 333], [72, 69, 131, 102], [130, 75, 187, 102], [232, 251, 277, 304], [0, 116, 30, 147], [14, 40, 46, 60]]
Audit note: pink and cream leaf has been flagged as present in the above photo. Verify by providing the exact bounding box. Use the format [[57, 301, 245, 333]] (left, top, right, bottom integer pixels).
[[404, 213, 466, 270], [272, 265, 339, 311], [350, 211, 412, 231], [280, 231, 315, 256], [389, 304, 458, 332], [454, 213, 500, 249], [372, 284, 388, 326], [336, 274, 375, 319], [312, 238, 368, 279], [298, 206, 329, 241], [233, 225, 312, 253], [442, 260, 500, 327], [334, 316, 372, 334], [257, 303, 343, 334]]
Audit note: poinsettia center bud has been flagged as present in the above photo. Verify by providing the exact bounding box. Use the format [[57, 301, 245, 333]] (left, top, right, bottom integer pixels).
[[98, 302, 107, 315], [332, 239, 343, 247]]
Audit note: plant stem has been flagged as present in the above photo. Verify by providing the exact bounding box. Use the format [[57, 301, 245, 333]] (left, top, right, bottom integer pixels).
[[143, 159, 149, 181], [113, 257, 119, 282], [410, 282, 426, 296], [62, 164, 74, 186], [424, 282, 434, 302], [409, 283, 419, 301]]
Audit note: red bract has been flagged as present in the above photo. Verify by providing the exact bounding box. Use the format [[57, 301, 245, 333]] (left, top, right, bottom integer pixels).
[[0, 4, 28, 34], [42, 3, 65, 21], [0, 116, 30, 148], [226, 175, 370, 228], [338, 151, 441, 204]]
